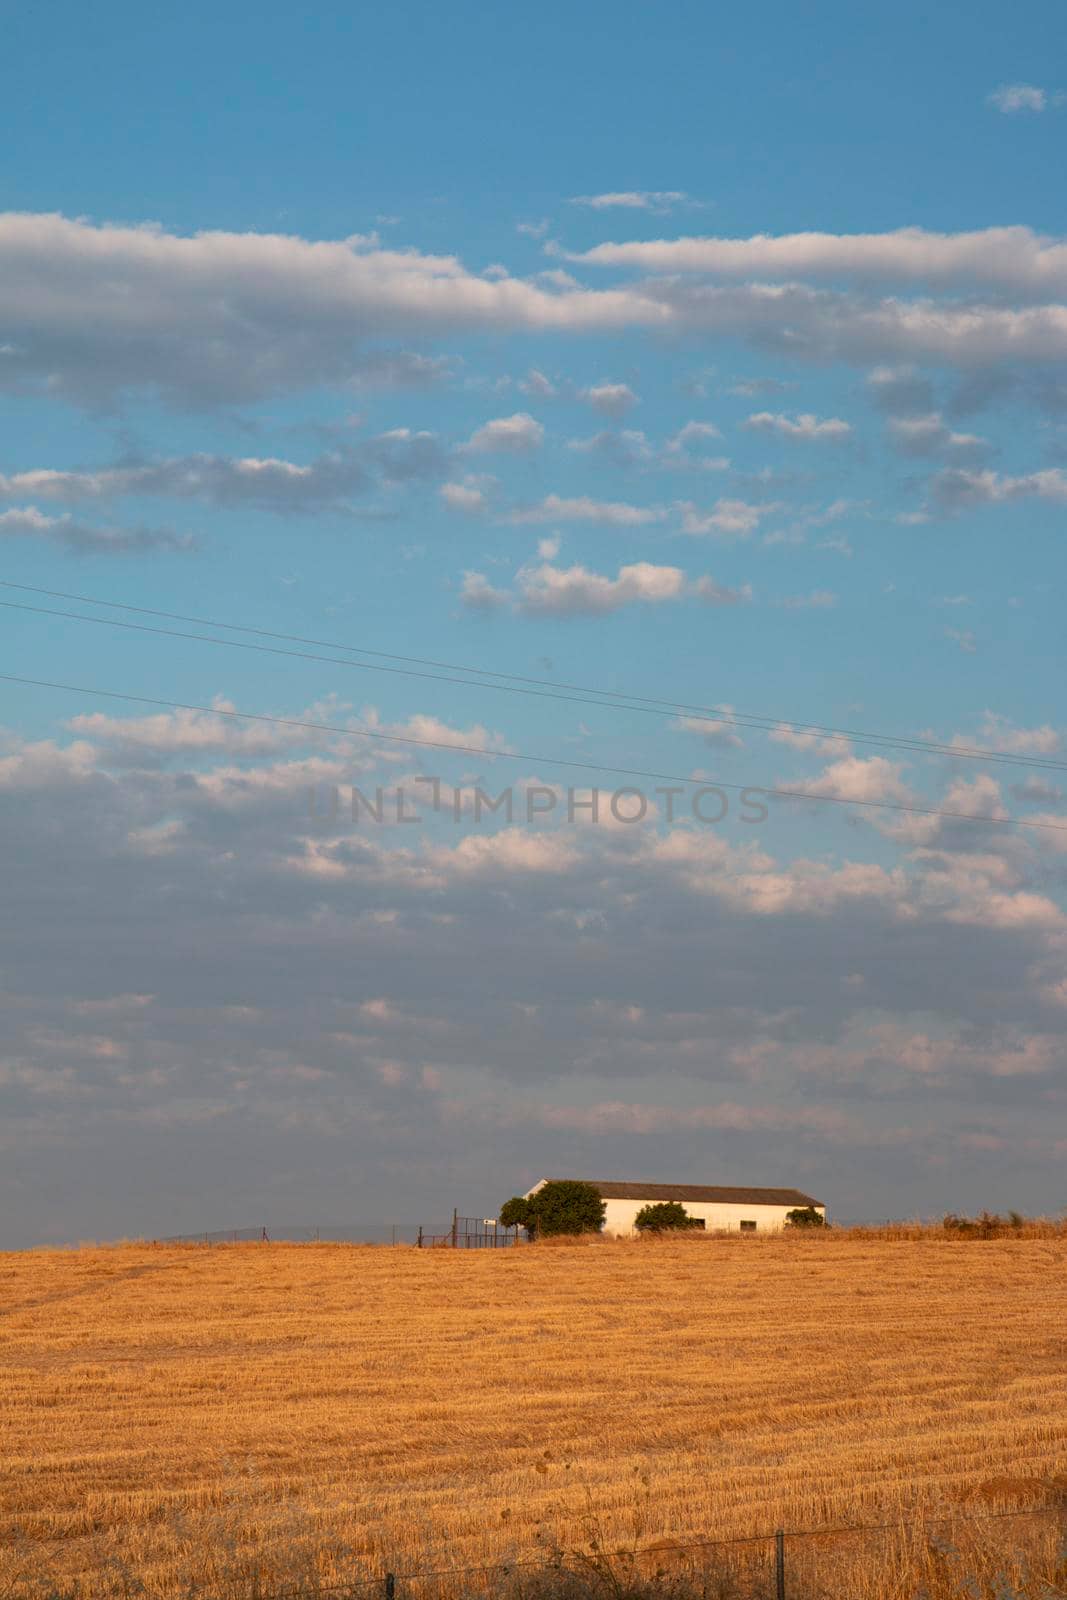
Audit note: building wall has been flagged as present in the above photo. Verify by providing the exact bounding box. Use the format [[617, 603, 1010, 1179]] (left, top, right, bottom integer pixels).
[[600, 1198, 825, 1236]]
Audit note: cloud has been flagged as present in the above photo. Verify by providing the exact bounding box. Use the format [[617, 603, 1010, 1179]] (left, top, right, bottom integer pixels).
[[945, 627, 978, 654], [461, 554, 751, 616], [886, 414, 990, 463], [568, 224, 1067, 298], [865, 365, 937, 416], [509, 493, 665, 526], [0, 505, 193, 553], [518, 369, 557, 398], [673, 709, 744, 748], [580, 382, 639, 417], [568, 191, 690, 212], [987, 84, 1058, 113], [461, 412, 544, 454], [726, 377, 792, 398], [950, 714, 1062, 758], [0, 437, 445, 515], [458, 570, 509, 610], [678, 497, 778, 537], [438, 473, 495, 512], [3, 704, 1067, 1239], [10, 216, 1067, 414], [794, 754, 915, 807], [514, 559, 688, 615], [0, 213, 669, 408], [568, 424, 728, 474], [930, 465, 1067, 513], [744, 411, 852, 442]]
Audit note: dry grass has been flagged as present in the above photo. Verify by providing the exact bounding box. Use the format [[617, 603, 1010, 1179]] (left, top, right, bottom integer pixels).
[[1, 1231, 1065, 1599]]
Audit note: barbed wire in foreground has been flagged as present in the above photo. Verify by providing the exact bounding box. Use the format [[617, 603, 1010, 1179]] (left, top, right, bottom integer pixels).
[[245, 1501, 1067, 1600]]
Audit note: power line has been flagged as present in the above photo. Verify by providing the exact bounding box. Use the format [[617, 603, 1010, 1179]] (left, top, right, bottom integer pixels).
[[1, 579, 1063, 775], [3, 670, 1066, 834]]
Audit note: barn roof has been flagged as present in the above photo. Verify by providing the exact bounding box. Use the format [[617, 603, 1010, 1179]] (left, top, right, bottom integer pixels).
[[548, 1180, 823, 1207]]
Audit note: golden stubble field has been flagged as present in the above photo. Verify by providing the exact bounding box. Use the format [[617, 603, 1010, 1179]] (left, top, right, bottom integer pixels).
[[1, 1232, 1066, 1598]]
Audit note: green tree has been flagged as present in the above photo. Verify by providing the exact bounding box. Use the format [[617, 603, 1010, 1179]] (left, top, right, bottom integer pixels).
[[633, 1200, 697, 1232], [785, 1205, 827, 1227], [499, 1181, 606, 1238], [499, 1196, 533, 1231]]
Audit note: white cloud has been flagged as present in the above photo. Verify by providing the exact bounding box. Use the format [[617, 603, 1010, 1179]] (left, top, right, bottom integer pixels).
[[10, 217, 1067, 413], [678, 497, 778, 537], [460, 553, 750, 617], [745, 411, 852, 442], [0, 504, 192, 553], [439, 477, 493, 513], [673, 709, 744, 748], [518, 368, 556, 398], [509, 493, 665, 526], [0, 213, 669, 408], [462, 412, 544, 454], [797, 754, 915, 807], [667, 420, 722, 450], [515, 559, 688, 615], [459, 571, 509, 610], [887, 414, 989, 463], [987, 84, 1056, 113], [931, 465, 1067, 513], [580, 381, 639, 417], [951, 714, 1062, 757], [568, 191, 690, 212], [568, 224, 1067, 298], [0, 438, 444, 514]]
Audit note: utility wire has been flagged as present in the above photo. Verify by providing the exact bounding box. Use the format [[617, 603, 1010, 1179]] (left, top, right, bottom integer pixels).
[[2, 671, 1066, 834], [1, 579, 1064, 775]]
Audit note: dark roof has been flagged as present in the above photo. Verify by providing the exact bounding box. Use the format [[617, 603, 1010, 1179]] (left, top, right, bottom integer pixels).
[[552, 1181, 823, 1207]]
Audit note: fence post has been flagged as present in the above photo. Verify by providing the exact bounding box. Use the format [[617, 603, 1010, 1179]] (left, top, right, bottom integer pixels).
[[451, 1208, 459, 1248], [384, 1573, 395, 1600], [775, 1529, 785, 1600], [417, 1226, 423, 1249]]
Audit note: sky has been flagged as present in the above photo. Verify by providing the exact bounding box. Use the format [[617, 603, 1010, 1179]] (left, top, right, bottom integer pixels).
[[1, 1, 1066, 1245]]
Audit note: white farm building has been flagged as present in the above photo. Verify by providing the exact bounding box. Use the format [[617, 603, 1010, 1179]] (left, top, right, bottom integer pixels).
[[524, 1179, 826, 1235]]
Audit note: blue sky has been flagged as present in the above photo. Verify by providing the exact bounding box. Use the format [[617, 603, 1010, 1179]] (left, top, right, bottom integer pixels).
[[1, 2, 1066, 1245]]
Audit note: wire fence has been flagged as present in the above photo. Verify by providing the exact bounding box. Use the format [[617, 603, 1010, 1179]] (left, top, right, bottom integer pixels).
[[160, 1216, 522, 1248], [226, 1504, 1066, 1600]]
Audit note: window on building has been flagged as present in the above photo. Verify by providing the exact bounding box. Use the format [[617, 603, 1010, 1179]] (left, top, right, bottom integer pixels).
[[739, 1219, 757, 1232]]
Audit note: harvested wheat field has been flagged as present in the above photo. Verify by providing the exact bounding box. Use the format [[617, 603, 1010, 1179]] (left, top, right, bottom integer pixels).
[[1, 1231, 1066, 1599]]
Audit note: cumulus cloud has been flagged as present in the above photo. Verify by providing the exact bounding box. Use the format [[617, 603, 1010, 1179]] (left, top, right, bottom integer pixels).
[[509, 493, 665, 526], [931, 465, 1067, 513], [568, 424, 728, 474], [568, 191, 690, 212], [865, 365, 937, 416], [0, 213, 669, 408], [0, 505, 193, 553], [987, 84, 1058, 113], [673, 709, 745, 748], [439, 474, 495, 513], [886, 414, 990, 463], [518, 368, 557, 398], [3, 702, 1067, 1239], [568, 224, 1067, 298], [580, 381, 639, 417], [9, 217, 1067, 414], [461, 412, 544, 454], [678, 497, 779, 537], [745, 411, 852, 442], [0, 436, 445, 515], [460, 553, 751, 616]]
